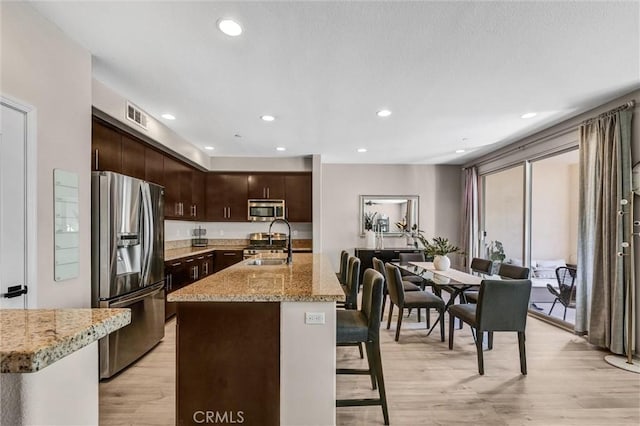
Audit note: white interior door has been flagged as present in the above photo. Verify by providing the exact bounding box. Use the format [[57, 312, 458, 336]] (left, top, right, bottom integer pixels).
[[0, 100, 28, 308]]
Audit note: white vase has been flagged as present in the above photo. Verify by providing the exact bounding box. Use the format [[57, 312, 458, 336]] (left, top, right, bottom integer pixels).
[[365, 230, 376, 248], [434, 255, 450, 271]]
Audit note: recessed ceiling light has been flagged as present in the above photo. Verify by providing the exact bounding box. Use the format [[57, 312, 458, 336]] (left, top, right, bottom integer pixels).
[[161, 113, 175, 120], [261, 115, 275, 122], [276, 147, 286, 151], [357, 148, 367, 153], [521, 112, 537, 119], [218, 19, 242, 36], [455, 149, 466, 154], [204, 146, 214, 151], [376, 109, 392, 118]]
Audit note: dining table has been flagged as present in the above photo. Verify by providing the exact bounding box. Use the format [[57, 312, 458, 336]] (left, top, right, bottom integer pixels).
[[390, 261, 484, 335]]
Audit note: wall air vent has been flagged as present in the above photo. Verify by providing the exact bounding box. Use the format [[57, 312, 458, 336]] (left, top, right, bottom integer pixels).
[[125, 101, 148, 130]]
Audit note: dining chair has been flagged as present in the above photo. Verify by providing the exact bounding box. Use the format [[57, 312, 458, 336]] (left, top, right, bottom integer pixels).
[[336, 250, 349, 309], [384, 263, 445, 342], [398, 252, 427, 288], [448, 278, 532, 375], [463, 257, 494, 303], [337, 256, 364, 358], [372, 257, 422, 323], [336, 268, 390, 425], [546, 266, 577, 320], [465, 262, 530, 303]]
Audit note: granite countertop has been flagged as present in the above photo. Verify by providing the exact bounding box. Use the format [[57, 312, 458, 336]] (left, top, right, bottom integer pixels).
[[168, 253, 344, 303], [165, 245, 246, 261], [0, 308, 131, 373]]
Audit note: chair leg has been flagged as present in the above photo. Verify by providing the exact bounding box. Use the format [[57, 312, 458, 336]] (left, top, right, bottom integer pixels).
[[518, 331, 527, 375], [386, 303, 394, 330], [369, 341, 390, 425], [395, 308, 404, 341], [417, 308, 421, 323], [548, 298, 557, 315], [488, 331, 493, 350], [358, 342, 364, 359], [426, 308, 430, 328], [364, 341, 376, 390], [563, 306, 567, 321], [448, 312, 455, 349], [381, 294, 388, 322], [476, 330, 484, 375]]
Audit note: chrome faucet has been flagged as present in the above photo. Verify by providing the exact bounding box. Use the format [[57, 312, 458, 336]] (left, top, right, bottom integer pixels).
[[268, 218, 293, 265]]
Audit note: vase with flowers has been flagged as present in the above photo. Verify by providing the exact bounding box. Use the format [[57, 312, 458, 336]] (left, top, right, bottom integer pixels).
[[416, 235, 460, 271]]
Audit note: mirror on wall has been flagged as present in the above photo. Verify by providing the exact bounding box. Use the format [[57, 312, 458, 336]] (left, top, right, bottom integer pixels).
[[359, 195, 419, 236]]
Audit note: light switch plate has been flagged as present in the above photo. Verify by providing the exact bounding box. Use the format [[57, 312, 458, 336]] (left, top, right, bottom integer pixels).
[[305, 312, 325, 325]]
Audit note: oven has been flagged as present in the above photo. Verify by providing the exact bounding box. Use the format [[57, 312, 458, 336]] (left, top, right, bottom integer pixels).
[[243, 232, 288, 259], [248, 199, 285, 222]]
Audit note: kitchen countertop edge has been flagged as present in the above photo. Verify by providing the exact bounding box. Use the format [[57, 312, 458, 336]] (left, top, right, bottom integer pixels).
[[0, 308, 131, 374]]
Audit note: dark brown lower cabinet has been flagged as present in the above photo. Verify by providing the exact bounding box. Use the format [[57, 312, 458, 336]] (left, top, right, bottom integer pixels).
[[354, 247, 426, 282], [176, 302, 280, 426], [214, 250, 243, 273]]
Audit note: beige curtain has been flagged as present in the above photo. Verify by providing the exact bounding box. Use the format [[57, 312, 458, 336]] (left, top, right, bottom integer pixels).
[[577, 109, 633, 354], [460, 167, 479, 269]]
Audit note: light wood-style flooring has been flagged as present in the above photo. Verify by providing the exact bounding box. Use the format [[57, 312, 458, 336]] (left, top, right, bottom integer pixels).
[[100, 310, 640, 425]]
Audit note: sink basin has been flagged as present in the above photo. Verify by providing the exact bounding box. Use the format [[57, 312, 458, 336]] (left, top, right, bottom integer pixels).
[[246, 258, 288, 266]]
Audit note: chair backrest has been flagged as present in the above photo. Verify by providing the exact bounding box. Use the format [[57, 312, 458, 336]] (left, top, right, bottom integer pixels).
[[555, 266, 577, 303], [498, 263, 530, 279], [398, 252, 425, 263], [345, 256, 361, 309], [361, 268, 384, 338], [384, 263, 405, 306], [372, 257, 388, 295], [338, 250, 349, 284], [476, 279, 532, 332], [470, 258, 493, 276]]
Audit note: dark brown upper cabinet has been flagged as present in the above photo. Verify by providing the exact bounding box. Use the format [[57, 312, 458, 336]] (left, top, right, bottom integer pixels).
[[206, 173, 248, 221], [92, 118, 122, 173], [121, 134, 146, 180], [190, 170, 205, 221], [284, 173, 312, 222], [247, 174, 285, 200], [144, 147, 165, 187]]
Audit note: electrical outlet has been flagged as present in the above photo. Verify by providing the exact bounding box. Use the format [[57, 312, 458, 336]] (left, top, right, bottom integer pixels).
[[305, 312, 325, 325], [219, 230, 224, 236]]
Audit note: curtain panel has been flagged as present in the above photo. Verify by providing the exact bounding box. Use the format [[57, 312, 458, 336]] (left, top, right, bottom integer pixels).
[[460, 167, 479, 268], [577, 110, 633, 354]]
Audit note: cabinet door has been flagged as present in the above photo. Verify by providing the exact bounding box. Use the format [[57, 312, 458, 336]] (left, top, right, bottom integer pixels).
[[214, 250, 243, 272], [165, 259, 189, 320], [190, 170, 205, 221], [205, 173, 248, 221], [92, 119, 122, 172], [284, 173, 312, 222], [248, 174, 285, 199], [121, 135, 146, 180], [145, 147, 164, 186], [201, 252, 214, 277], [164, 156, 184, 219], [225, 174, 249, 221]]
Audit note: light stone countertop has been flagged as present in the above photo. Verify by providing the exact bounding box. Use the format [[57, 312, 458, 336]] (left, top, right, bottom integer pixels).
[[0, 308, 131, 373], [168, 253, 344, 303], [164, 245, 246, 262]]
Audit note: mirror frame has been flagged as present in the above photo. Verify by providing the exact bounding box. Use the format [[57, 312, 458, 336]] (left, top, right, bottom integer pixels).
[[359, 195, 419, 236]]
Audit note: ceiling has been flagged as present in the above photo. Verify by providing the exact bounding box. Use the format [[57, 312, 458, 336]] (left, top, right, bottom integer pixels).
[[31, 1, 639, 164]]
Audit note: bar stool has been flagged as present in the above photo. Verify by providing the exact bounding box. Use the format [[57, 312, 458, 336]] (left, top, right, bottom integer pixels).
[[336, 250, 349, 309], [336, 268, 390, 425], [337, 256, 364, 358]]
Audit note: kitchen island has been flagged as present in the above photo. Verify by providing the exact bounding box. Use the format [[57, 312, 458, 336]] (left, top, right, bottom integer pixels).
[[168, 253, 344, 426]]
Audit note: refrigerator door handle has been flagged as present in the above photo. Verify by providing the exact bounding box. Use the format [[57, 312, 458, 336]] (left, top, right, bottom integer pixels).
[[108, 281, 164, 307], [140, 182, 153, 286]]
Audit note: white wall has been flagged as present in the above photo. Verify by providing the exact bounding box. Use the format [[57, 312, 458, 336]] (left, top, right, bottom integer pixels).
[[320, 164, 461, 269], [93, 79, 210, 169], [0, 2, 97, 424]]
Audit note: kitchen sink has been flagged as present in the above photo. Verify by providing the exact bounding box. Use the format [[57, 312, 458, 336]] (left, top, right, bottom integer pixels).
[[245, 258, 288, 266]]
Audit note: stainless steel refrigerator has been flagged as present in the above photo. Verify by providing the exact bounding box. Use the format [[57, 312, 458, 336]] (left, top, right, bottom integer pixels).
[[91, 171, 165, 379]]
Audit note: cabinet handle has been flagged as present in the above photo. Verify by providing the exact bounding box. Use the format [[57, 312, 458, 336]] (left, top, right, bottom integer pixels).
[[223, 252, 236, 256], [267, 187, 270, 198], [191, 266, 198, 280], [203, 262, 208, 275], [170, 262, 182, 267], [185, 259, 194, 263], [227, 207, 231, 218], [181, 202, 184, 216], [197, 256, 204, 260], [94, 149, 99, 170], [193, 204, 197, 217]]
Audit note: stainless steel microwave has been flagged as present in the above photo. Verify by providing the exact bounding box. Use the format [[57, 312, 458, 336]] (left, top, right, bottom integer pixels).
[[248, 199, 285, 222]]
